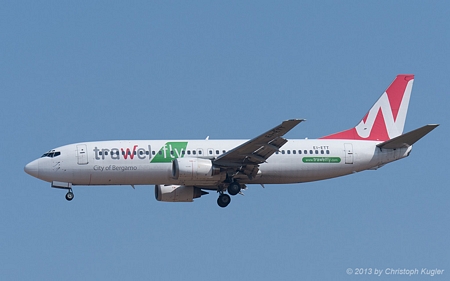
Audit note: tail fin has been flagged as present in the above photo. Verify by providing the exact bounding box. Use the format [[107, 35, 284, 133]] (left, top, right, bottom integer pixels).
[[320, 74, 414, 141]]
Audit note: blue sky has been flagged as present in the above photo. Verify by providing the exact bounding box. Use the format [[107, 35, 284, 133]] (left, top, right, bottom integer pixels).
[[1, 1, 449, 280]]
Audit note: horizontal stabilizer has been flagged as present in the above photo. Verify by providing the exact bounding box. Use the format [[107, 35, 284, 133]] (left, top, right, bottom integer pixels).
[[377, 124, 439, 149]]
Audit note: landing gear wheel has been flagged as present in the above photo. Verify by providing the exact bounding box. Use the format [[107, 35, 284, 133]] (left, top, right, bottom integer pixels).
[[65, 191, 74, 201], [217, 194, 231, 208], [227, 182, 241, 196]]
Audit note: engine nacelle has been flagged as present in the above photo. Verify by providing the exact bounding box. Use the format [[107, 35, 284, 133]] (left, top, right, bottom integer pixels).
[[155, 185, 206, 202], [171, 158, 220, 181]]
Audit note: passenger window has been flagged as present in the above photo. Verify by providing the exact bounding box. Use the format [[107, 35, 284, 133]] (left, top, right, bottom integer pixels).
[[152, 151, 155, 155], [282, 150, 285, 154], [216, 150, 219, 154], [187, 150, 191, 155], [193, 150, 196, 155], [209, 150, 213, 155], [287, 150, 290, 154], [321, 150, 324, 154], [299, 150, 302, 154], [293, 150, 296, 154], [304, 150, 308, 154], [223, 150, 226, 153], [198, 150, 202, 155], [315, 150, 318, 154], [309, 150, 313, 154], [326, 150, 330, 154]]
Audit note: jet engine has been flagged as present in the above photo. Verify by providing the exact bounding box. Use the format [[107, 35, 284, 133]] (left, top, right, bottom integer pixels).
[[171, 158, 220, 180], [155, 184, 208, 202]]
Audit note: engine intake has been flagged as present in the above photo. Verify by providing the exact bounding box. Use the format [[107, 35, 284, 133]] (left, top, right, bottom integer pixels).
[[172, 158, 220, 180]]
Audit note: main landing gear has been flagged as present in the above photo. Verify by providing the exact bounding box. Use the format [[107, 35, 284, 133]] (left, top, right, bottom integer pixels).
[[217, 193, 231, 208], [227, 182, 242, 196], [65, 189, 74, 201], [217, 182, 242, 208]]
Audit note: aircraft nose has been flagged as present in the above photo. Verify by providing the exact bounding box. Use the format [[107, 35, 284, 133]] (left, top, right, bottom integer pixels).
[[24, 159, 39, 178]]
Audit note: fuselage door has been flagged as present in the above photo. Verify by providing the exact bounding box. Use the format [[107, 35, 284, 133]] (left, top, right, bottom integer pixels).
[[344, 143, 353, 164], [76, 144, 89, 165]]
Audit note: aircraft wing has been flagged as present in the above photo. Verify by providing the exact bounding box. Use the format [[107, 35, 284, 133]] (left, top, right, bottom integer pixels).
[[213, 119, 304, 179]]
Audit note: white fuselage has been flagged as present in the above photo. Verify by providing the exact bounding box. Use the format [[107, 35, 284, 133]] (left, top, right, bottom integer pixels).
[[25, 139, 411, 190], [23, 75, 436, 207]]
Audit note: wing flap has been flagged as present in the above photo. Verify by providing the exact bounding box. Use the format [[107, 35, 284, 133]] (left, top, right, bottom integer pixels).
[[377, 124, 439, 149]]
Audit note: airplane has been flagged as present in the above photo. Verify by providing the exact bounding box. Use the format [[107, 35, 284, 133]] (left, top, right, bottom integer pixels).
[[24, 75, 438, 208]]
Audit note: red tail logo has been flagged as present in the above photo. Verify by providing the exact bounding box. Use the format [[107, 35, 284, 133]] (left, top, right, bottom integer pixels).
[[321, 75, 414, 141]]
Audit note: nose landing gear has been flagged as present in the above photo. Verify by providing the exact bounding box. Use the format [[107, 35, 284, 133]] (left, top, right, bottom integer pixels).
[[51, 181, 74, 201], [65, 189, 74, 201]]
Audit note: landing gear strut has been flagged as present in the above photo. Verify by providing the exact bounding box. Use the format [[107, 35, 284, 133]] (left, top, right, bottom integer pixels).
[[65, 189, 74, 201], [217, 193, 231, 208]]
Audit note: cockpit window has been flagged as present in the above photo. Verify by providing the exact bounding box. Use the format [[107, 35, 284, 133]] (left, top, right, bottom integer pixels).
[[41, 150, 61, 158]]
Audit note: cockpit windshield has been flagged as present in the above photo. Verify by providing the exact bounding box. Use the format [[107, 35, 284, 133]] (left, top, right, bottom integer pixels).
[[41, 150, 61, 158]]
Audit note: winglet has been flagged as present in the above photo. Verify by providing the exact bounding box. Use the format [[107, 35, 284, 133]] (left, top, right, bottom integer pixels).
[[377, 124, 439, 149]]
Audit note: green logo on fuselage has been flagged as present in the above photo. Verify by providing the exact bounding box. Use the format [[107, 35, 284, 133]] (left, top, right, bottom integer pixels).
[[151, 142, 188, 163], [302, 157, 341, 163]]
